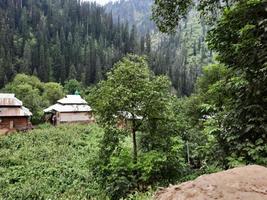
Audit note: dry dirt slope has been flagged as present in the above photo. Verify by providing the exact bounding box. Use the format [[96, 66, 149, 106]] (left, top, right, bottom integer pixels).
[[155, 165, 267, 200]]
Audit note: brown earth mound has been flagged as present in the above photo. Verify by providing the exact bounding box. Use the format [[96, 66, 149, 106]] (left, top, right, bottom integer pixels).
[[155, 165, 267, 200]]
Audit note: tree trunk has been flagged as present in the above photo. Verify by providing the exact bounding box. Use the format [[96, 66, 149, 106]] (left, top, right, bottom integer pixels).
[[132, 129, 137, 163], [132, 119, 137, 164]]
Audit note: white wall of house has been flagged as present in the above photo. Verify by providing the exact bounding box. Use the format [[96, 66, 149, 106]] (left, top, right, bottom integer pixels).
[[59, 112, 91, 123]]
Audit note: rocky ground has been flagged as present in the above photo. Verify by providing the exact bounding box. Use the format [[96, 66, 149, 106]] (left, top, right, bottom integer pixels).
[[155, 165, 267, 200]]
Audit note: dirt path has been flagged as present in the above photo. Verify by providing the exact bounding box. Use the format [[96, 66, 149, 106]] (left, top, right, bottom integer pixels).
[[155, 165, 267, 200]]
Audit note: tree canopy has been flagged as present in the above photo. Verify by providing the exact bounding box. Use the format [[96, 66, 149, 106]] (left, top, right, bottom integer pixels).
[[88, 55, 186, 199], [152, 0, 239, 33], [89, 55, 172, 161], [2, 74, 65, 123], [206, 0, 267, 164], [152, 0, 267, 166]]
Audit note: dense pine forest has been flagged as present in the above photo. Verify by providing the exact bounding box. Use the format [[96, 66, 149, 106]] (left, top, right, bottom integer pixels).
[[151, 11, 212, 95], [0, 0, 212, 95], [0, 0, 152, 87]]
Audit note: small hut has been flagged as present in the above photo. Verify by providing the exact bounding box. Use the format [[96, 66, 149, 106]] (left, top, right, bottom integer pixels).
[[0, 93, 32, 134], [116, 111, 143, 130], [44, 95, 94, 125]]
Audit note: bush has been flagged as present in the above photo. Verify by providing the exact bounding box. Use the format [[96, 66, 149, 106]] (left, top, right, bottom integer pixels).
[[96, 130, 186, 200], [0, 124, 106, 199]]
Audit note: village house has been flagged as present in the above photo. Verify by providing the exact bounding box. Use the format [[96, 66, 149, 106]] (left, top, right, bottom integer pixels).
[[44, 95, 94, 125], [116, 111, 143, 130], [0, 93, 32, 134]]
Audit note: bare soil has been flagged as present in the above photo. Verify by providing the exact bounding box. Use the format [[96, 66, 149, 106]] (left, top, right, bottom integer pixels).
[[155, 165, 267, 200]]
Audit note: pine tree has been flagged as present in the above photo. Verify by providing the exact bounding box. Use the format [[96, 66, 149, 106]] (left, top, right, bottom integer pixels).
[[140, 36, 145, 54], [145, 32, 151, 55], [129, 25, 138, 53], [22, 41, 32, 74], [0, 46, 5, 87], [60, 55, 66, 84], [95, 55, 102, 83], [38, 44, 48, 82], [68, 64, 77, 80]]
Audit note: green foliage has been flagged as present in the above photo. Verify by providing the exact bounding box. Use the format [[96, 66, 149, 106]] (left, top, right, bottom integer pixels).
[[99, 149, 163, 199], [2, 74, 65, 124], [178, 61, 266, 169], [0, 124, 106, 199], [0, 0, 175, 90], [43, 82, 64, 104], [123, 190, 154, 200], [0, 0, 143, 87], [151, 10, 213, 96], [180, 164, 222, 183], [105, 0, 155, 36], [164, 0, 267, 168], [196, 64, 228, 94], [152, 0, 193, 33], [89, 55, 187, 199], [206, 0, 267, 165], [152, 0, 238, 33], [0, 0, 266, 199], [89, 55, 172, 126], [171, 64, 231, 169], [4, 74, 43, 92], [2, 74, 48, 123], [0, 123, 159, 199], [64, 79, 83, 95], [96, 134, 185, 200], [98, 143, 136, 199], [0, 0, 215, 96]]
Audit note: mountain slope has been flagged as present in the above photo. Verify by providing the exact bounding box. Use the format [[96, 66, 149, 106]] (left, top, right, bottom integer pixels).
[[106, 0, 213, 95], [0, 0, 146, 87], [105, 0, 155, 35]]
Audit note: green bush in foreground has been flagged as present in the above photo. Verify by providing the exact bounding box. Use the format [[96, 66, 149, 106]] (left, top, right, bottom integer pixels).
[[0, 124, 155, 200], [0, 124, 106, 199]]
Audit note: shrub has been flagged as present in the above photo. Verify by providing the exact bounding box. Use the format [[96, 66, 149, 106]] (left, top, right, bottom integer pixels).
[[0, 124, 106, 199]]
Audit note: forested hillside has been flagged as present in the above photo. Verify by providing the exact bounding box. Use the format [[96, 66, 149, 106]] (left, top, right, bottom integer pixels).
[[0, 0, 212, 96], [105, 0, 212, 95], [0, 0, 150, 88], [105, 0, 155, 34], [151, 11, 212, 95]]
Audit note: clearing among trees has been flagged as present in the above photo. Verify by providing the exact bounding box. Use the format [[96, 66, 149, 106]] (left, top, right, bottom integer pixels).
[[155, 165, 267, 200]]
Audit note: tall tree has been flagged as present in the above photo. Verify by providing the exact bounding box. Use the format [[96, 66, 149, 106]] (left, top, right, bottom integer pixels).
[[89, 55, 172, 163], [206, 0, 267, 164], [145, 31, 151, 55], [22, 41, 32, 74]]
